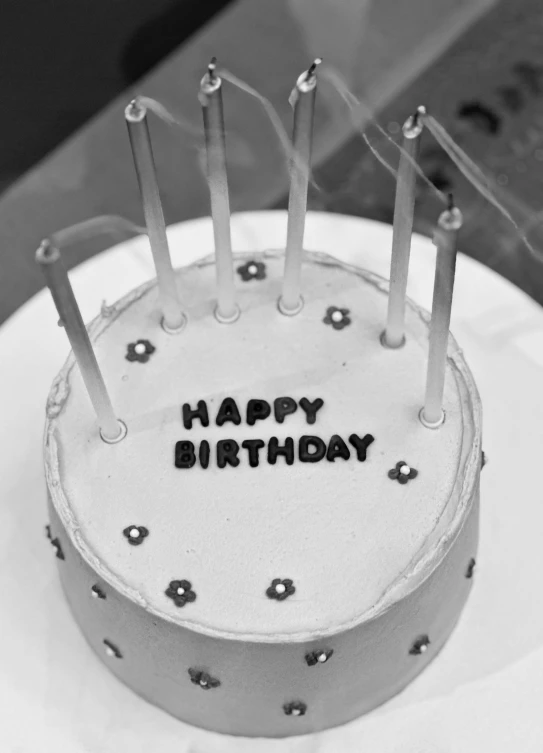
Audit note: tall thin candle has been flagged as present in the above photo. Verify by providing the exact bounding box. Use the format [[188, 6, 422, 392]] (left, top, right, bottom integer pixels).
[[200, 58, 238, 323], [420, 199, 463, 428], [125, 99, 185, 333], [36, 241, 125, 443], [279, 59, 321, 315], [383, 106, 425, 348]]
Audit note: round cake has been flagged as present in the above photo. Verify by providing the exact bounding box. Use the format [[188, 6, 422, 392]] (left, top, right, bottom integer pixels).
[[43, 247, 482, 737]]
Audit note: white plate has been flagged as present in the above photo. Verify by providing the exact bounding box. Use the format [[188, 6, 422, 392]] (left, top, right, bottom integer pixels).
[[2, 211, 543, 752]]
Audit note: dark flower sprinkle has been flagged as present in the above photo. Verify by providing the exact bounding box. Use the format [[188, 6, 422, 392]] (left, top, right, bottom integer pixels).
[[91, 584, 106, 599], [188, 668, 221, 690], [237, 260, 266, 282], [283, 701, 307, 717], [51, 537, 65, 560], [165, 579, 197, 608], [388, 460, 418, 485], [266, 578, 295, 601], [125, 339, 156, 363], [409, 635, 430, 656], [481, 451, 487, 469], [103, 639, 122, 659], [323, 306, 351, 330], [122, 525, 149, 546], [305, 648, 334, 666], [465, 557, 476, 579]]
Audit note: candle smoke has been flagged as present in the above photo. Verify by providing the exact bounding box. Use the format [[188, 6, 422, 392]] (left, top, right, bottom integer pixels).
[[422, 115, 538, 259], [50, 215, 146, 248], [44, 67, 542, 264], [129, 95, 254, 171], [135, 96, 201, 137], [219, 67, 319, 192], [320, 66, 540, 260], [319, 66, 447, 204]]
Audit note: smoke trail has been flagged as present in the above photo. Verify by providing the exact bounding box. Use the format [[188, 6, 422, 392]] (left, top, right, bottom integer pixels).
[[219, 67, 319, 191], [135, 95, 201, 137], [320, 65, 541, 260], [319, 66, 447, 205], [50, 215, 146, 248], [422, 114, 538, 258], [132, 95, 254, 170]]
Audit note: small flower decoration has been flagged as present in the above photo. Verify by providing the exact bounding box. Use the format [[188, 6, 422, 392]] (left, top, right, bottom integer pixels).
[[123, 525, 149, 546], [266, 578, 295, 601], [50, 537, 65, 560], [103, 639, 122, 659], [125, 339, 156, 364], [465, 557, 476, 579], [188, 668, 221, 690], [237, 260, 266, 282], [388, 461, 418, 485], [323, 306, 351, 331], [165, 579, 197, 608], [305, 648, 333, 666], [91, 584, 106, 600], [409, 634, 430, 656], [283, 701, 307, 717]]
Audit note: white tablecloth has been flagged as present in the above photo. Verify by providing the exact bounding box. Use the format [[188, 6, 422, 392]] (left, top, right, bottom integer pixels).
[[1, 211, 543, 752]]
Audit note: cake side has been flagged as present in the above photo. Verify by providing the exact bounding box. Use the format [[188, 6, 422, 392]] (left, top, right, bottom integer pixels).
[[46, 483, 479, 736]]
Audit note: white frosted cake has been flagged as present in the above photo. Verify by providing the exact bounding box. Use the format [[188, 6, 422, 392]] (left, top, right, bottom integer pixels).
[[43, 247, 482, 737]]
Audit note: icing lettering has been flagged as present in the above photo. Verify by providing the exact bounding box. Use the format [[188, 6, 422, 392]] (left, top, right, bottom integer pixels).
[[247, 399, 271, 426], [268, 436, 295, 465], [175, 396, 375, 469], [299, 435, 326, 462], [175, 440, 196, 468], [326, 434, 350, 462], [182, 400, 209, 430], [199, 439, 210, 469], [348, 433, 375, 461], [176, 434, 374, 469], [273, 397, 297, 424], [299, 397, 324, 425], [217, 439, 240, 468], [216, 397, 242, 427], [183, 397, 325, 428], [242, 438, 265, 467]]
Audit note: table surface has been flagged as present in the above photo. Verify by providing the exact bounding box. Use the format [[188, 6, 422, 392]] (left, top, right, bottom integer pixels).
[[0, 0, 494, 325], [2, 211, 543, 752]]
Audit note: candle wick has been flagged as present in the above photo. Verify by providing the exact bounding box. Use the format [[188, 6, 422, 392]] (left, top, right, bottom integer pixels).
[[207, 57, 218, 83], [402, 105, 426, 139], [415, 104, 427, 121], [412, 105, 427, 129], [447, 193, 455, 212], [306, 57, 323, 81]]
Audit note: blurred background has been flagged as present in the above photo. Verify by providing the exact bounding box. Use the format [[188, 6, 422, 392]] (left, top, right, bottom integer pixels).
[[1, 0, 543, 323]]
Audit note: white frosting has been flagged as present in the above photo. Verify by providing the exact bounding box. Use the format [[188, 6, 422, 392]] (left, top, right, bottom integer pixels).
[[44, 251, 480, 642]]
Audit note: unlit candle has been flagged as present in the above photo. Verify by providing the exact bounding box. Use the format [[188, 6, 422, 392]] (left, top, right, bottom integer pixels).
[[384, 106, 425, 348], [36, 241, 124, 442], [200, 59, 238, 323], [279, 59, 321, 315], [125, 99, 185, 333], [420, 202, 463, 428]]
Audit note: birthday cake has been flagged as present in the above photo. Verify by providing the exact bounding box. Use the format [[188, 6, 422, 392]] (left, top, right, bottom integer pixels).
[[43, 247, 482, 737]]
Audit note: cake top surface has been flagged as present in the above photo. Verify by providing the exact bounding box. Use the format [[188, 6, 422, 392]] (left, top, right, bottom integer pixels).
[[45, 251, 481, 641]]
